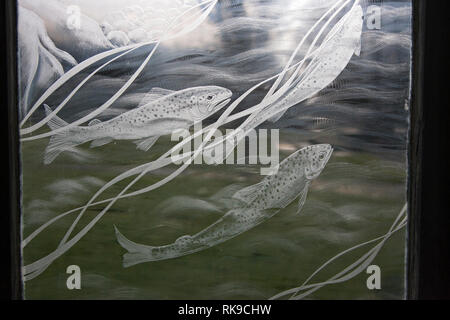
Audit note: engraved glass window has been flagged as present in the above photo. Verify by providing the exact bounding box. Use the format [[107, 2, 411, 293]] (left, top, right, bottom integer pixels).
[[18, 0, 411, 299]]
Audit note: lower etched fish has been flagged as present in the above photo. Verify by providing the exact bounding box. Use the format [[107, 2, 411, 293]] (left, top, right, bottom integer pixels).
[[115, 144, 333, 266]]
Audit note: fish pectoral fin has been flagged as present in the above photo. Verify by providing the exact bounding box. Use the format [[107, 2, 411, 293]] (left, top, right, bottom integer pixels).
[[267, 110, 287, 123], [297, 183, 310, 215], [139, 94, 164, 106], [134, 136, 159, 152], [90, 137, 114, 148], [232, 182, 264, 204]]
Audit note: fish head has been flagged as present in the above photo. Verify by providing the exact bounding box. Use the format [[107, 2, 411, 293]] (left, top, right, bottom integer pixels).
[[186, 86, 232, 121], [303, 144, 333, 180]]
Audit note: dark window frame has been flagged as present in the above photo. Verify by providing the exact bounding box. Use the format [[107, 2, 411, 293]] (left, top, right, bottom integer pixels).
[[2, 0, 21, 300], [407, 0, 450, 299]]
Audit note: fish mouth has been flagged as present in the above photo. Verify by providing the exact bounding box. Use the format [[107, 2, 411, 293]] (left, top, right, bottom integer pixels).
[[208, 97, 231, 112], [323, 147, 334, 164]]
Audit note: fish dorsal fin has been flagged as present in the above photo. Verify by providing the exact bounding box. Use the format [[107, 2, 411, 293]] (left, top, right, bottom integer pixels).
[[88, 119, 102, 126], [139, 87, 175, 106], [232, 181, 264, 204], [139, 94, 163, 107], [149, 87, 175, 96]]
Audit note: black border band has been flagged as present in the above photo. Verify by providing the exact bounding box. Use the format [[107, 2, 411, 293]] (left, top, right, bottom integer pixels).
[[407, 0, 450, 299], [1, 0, 22, 300]]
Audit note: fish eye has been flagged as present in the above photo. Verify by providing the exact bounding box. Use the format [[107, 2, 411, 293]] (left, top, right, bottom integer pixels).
[[206, 95, 214, 100], [319, 153, 325, 160]]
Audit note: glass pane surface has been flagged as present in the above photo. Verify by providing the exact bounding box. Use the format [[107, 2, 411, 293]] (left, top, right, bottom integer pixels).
[[18, 0, 411, 300]]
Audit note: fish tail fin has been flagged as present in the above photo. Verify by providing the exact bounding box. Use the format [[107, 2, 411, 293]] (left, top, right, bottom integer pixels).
[[123, 252, 154, 268], [114, 225, 155, 268], [43, 105, 80, 165], [44, 104, 68, 130]]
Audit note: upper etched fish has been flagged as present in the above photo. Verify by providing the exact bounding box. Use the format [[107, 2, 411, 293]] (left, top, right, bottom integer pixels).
[[43, 86, 232, 164], [115, 144, 333, 266], [246, 4, 364, 129]]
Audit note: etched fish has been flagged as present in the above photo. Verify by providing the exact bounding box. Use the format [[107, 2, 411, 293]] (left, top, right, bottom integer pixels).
[[250, 4, 364, 126], [115, 144, 333, 266], [43, 86, 232, 164]]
